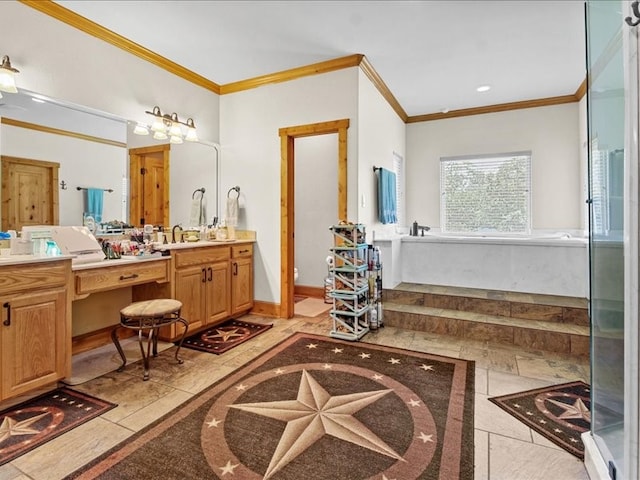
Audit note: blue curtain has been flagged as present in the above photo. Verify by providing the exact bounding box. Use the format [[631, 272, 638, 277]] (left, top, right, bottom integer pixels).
[[85, 188, 104, 223], [377, 168, 397, 224]]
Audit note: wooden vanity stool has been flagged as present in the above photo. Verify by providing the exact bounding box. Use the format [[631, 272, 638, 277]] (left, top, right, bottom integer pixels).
[[111, 298, 189, 380]]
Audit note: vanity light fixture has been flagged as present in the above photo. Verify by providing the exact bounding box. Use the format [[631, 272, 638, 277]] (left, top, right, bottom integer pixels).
[[0, 55, 19, 93], [136, 105, 198, 142]]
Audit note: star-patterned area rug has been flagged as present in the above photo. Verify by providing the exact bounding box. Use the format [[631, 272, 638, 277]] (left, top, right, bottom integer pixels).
[[0, 387, 116, 466], [65, 332, 475, 480], [181, 318, 273, 354], [488, 380, 590, 459]]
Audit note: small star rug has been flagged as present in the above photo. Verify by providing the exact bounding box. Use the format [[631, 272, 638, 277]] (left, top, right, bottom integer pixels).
[[488, 380, 590, 459], [180, 318, 273, 354], [66, 332, 475, 479], [0, 387, 116, 466]]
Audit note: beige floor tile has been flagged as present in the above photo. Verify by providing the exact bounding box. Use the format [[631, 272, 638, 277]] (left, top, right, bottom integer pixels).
[[10, 417, 132, 480], [460, 346, 518, 374], [489, 433, 588, 480], [474, 429, 489, 480], [117, 388, 193, 431], [530, 429, 564, 450], [475, 393, 532, 442], [0, 464, 30, 480], [515, 356, 589, 384], [487, 369, 554, 397], [476, 367, 489, 395]]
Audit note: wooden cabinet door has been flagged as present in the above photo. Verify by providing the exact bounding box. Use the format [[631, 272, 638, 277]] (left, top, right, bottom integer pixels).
[[1, 289, 66, 400], [174, 265, 207, 335], [205, 261, 230, 324], [231, 257, 254, 315]]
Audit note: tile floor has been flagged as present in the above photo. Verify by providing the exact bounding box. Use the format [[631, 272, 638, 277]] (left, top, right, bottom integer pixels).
[[0, 314, 590, 480]]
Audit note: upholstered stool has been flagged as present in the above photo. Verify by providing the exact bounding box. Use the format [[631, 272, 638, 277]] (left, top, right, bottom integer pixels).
[[111, 298, 189, 381]]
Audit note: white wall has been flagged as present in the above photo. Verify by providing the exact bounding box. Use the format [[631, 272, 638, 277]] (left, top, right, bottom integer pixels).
[[357, 69, 407, 239], [295, 134, 338, 287], [220, 68, 359, 303], [0, 2, 219, 142], [406, 103, 583, 232], [1, 124, 126, 226]]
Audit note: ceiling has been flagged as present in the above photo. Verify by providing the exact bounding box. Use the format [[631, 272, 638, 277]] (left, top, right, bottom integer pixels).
[[56, 0, 587, 118]]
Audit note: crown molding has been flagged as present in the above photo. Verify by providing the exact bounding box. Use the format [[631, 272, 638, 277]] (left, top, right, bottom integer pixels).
[[358, 56, 408, 122], [2, 117, 127, 148], [219, 54, 364, 95], [20, 0, 220, 94], [407, 93, 579, 123]]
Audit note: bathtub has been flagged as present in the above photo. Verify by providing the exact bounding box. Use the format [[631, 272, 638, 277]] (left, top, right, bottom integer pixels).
[[375, 231, 588, 298]]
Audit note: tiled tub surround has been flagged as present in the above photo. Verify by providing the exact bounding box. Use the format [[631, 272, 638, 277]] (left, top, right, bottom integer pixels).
[[376, 233, 588, 298], [384, 283, 590, 357]]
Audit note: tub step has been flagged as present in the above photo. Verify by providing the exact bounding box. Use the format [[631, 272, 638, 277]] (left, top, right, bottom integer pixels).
[[384, 282, 588, 326], [382, 302, 590, 357]]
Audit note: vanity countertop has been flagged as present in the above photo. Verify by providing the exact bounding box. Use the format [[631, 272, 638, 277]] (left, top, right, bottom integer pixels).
[[71, 254, 170, 271], [153, 239, 255, 251], [0, 254, 75, 267]]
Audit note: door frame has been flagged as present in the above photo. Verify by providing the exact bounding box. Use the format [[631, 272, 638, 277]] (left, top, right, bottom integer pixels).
[[128, 144, 170, 227], [279, 119, 349, 318]]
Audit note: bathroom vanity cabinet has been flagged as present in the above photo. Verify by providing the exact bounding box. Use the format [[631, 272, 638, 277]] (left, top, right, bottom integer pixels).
[[231, 244, 253, 316], [173, 246, 231, 336], [0, 260, 71, 401]]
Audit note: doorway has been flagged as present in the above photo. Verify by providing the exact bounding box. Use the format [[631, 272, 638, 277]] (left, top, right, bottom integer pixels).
[[1, 156, 59, 230], [128, 144, 170, 227], [279, 119, 349, 318]]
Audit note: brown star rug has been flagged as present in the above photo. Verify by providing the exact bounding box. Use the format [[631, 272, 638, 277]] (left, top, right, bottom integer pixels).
[[489, 380, 590, 459], [0, 387, 116, 466], [181, 318, 273, 354], [66, 332, 475, 479]]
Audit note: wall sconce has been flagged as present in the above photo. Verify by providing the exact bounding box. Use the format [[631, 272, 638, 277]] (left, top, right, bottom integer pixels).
[[134, 106, 198, 143], [0, 55, 19, 97]]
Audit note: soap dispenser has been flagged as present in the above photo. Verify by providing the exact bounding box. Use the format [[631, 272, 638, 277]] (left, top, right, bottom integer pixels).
[[412, 221, 418, 236]]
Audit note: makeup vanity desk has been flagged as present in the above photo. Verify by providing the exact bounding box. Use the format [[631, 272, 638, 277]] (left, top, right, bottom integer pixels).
[[0, 239, 254, 404]]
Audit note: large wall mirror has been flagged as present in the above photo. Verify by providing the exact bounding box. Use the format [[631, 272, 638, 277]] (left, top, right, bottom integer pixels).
[[0, 89, 219, 232]]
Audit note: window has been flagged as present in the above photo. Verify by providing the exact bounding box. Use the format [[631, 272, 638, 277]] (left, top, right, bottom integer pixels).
[[392, 152, 405, 226], [440, 151, 531, 233]]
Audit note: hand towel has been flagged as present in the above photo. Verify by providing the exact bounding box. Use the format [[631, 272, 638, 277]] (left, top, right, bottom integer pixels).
[[189, 196, 207, 226], [377, 168, 397, 224], [225, 197, 239, 227], [85, 188, 104, 223]]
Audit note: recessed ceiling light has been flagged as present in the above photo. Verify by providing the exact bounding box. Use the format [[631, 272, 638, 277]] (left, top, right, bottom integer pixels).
[[476, 85, 491, 92]]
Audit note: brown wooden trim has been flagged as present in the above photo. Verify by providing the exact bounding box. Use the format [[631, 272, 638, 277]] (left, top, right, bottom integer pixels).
[[359, 56, 408, 122], [220, 54, 363, 95], [574, 78, 587, 101], [1, 117, 127, 148], [20, 0, 220, 94], [295, 286, 325, 299], [279, 119, 349, 318], [250, 301, 280, 318], [72, 325, 133, 355], [407, 94, 579, 123], [128, 144, 171, 155]]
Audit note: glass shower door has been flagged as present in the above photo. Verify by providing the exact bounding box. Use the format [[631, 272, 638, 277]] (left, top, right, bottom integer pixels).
[[586, 1, 626, 476]]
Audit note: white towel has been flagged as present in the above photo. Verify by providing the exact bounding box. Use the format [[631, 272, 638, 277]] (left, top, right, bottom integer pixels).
[[225, 197, 238, 227], [189, 197, 206, 226]]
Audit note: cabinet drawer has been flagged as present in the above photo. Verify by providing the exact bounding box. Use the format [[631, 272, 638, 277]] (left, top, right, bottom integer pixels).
[[174, 247, 230, 268], [232, 244, 253, 258], [0, 261, 69, 295], [75, 260, 169, 296]]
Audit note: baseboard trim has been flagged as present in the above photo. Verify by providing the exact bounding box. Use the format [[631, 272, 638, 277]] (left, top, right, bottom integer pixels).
[[294, 285, 324, 299], [251, 301, 280, 318]]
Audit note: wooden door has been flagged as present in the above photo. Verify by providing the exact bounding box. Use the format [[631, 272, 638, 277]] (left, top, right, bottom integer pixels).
[[1, 156, 59, 231], [129, 145, 170, 227], [1, 289, 66, 400], [206, 261, 231, 324]]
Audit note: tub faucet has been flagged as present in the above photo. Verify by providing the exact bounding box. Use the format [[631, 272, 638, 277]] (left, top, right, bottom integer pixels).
[[411, 222, 431, 236], [172, 224, 183, 243]]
